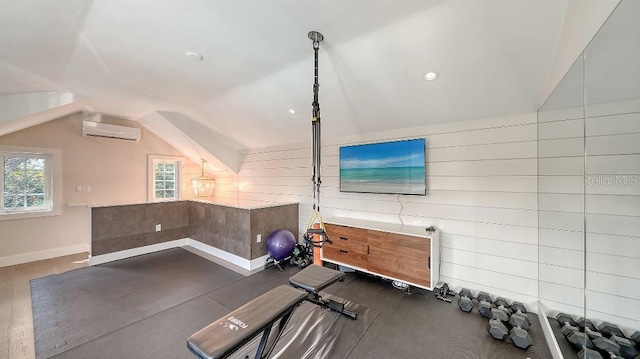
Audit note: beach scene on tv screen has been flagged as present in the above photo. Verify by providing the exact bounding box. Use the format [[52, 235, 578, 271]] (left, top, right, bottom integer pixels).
[[340, 139, 426, 195]]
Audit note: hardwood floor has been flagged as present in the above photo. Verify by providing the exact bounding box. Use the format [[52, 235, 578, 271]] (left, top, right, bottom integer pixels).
[[0, 253, 88, 359]]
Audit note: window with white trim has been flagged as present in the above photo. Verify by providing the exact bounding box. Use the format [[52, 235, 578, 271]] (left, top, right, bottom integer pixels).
[[148, 155, 182, 202], [1, 148, 58, 219]]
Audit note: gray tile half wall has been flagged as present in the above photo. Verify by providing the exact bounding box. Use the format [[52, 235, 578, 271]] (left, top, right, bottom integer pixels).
[[188, 202, 251, 259], [250, 205, 299, 259], [91, 201, 189, 256], [91, 201, 299, 260]]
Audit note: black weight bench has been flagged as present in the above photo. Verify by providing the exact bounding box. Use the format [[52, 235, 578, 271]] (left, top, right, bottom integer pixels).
[[188, 265, 357, 359], [289, 264, 357, 320]]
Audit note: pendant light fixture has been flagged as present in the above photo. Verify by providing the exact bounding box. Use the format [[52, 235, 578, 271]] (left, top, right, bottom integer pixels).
[[191, 158, 215, 197]]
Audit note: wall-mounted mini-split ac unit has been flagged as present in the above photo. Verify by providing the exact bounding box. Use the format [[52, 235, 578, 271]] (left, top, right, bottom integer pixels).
[[82, 120, 141, 142]]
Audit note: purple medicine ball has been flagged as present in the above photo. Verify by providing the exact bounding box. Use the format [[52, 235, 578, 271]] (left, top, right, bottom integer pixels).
[[265, 229, 296, 260]]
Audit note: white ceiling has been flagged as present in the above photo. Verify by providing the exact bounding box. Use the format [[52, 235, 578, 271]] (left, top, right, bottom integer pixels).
[[0, 0, 618, 150]]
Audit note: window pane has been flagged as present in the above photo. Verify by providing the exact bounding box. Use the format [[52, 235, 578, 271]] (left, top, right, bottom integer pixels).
[[165, 181, 175, 190], [2, 154, 51, 212], [5, 169, 26, 195], [155, 190, 164, 198], [4, 176, 23, 193], [155, 163, 164, 172], [165, 190, 175, 198], [4, 157, 25, 171], [155, 172, 164, 181], [27, 170, 45, 194], [165, 173, 175, 181], [26, 195, 45, 207], [165, 163, 175, 172], [26, 158, 45, 170], [155, 181, 164, 190], [4, 195, 18, 208]]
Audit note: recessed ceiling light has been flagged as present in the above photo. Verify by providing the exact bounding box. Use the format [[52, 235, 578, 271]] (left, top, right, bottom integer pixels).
[[424, 71, 439, 81], [185, 51, 204, 61], [146, 94, 159, 99], [288, 109, 296, 115]]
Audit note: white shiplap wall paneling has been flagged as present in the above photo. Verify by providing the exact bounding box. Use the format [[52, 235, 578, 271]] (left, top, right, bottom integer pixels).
[[539, 246, 584, 270], [587, 272, 640, 302], [538, 138, 585, 158], [585, 291, 640, 325], [586, 214, 640, 238], [539, 263, 584, 288], [441, 247, 537, 280], [440, 262, 537, 298], [585, 98, 640, 118], [440, 233, 537, 262], [586, 253, 640, 280], [537, 106, 583, 123], [587, 233, 640, 258], [538, 193, 584, 212], [539, 211, 584, 232], [538, 228, 585, 251], [584, 179, 640, 195], [585, 154, 640, 175], [538, 281, 585, 308], [539, 157, 584, 175], [587, 112, 640, 136], [538, 118, 584, 140], [240, 112, 540, 305], [428, 141, 537, 162], [539, 176, 584, 194], [539, 101, 640, 332], [537, 105, 587, 326], [429, 158, 537, 176], [587, 133, 640, 156]]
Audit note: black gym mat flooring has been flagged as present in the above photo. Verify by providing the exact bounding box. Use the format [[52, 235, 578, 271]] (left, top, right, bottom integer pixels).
[[31, 248, 553, 359]]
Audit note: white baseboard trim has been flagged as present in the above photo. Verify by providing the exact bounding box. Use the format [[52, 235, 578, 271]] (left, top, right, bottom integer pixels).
[[0, 244, 88, 267], [86, 238, 268, 275], [186, 239, 269, 272], [89, 239, 188, 266], [537, 301, 564, 359]]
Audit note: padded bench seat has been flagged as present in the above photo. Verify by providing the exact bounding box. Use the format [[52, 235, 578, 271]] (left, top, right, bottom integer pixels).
[[188, 285, 307, 359], [289, 264, 345, 293]]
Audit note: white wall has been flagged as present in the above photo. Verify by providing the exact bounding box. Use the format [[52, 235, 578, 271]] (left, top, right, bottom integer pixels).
[[539, 98, 640, 331], [238, 112, 540, 307], [0, 113, 204, 266]]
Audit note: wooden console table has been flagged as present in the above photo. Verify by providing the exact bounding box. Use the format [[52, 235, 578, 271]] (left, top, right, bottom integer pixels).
[[321, 217, 440, 290]]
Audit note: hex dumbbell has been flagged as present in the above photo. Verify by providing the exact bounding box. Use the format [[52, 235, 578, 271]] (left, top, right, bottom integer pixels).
[[599, 322, 625, 338], [578, 347, 604, 359], [567, 331, 595, 351], [491, 297, 511, 323], [630, 331, 640, 346], [458, 288, 474, 313], [510, 301, 532, 329], [577, 317, 598, 332], [488, 319, 509, 341], [593, 336, 622, 358], [610, 335, 637, 359], [556, 313, 580, 337], [476, 292, 494, 319], [508, 312, 533, 350]]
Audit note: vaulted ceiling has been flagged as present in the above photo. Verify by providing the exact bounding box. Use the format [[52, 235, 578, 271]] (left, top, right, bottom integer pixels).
[[0, 0, 619, 172]]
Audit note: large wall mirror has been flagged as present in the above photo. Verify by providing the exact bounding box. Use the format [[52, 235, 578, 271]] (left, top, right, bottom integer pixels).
[[538, 0, 640, 356]]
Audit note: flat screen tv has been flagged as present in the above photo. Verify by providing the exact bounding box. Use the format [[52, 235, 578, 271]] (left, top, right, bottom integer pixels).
[[340, 138, 426, 195]]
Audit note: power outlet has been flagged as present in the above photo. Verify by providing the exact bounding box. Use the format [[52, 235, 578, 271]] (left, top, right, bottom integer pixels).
[[256, 234, 261, 243], [76, 186, 91, 193], [155, 224, 161, 232]]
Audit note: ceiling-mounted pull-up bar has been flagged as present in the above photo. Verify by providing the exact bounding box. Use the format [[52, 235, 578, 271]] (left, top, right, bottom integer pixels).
[[304, 31, 331, 250]]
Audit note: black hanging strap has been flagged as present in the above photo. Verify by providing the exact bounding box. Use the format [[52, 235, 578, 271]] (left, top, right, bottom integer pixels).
[[305, 31, 329, 248]]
